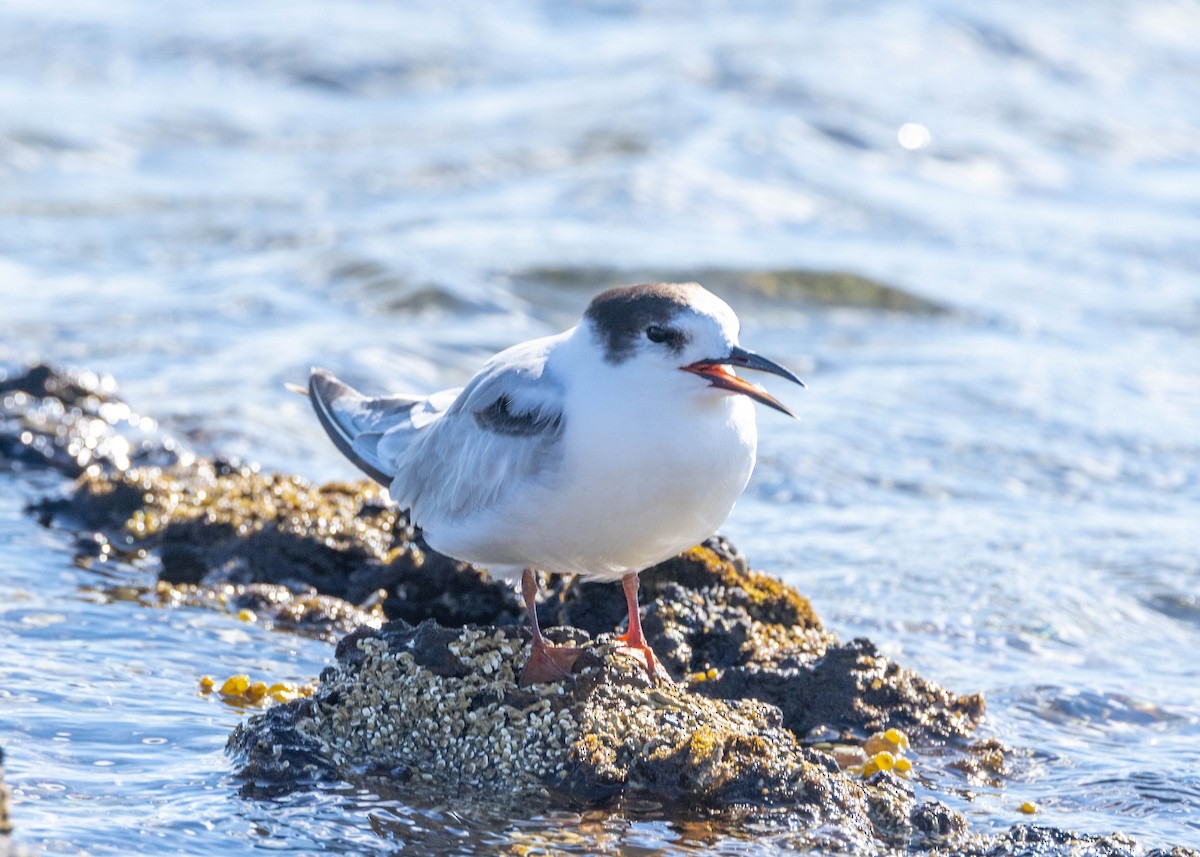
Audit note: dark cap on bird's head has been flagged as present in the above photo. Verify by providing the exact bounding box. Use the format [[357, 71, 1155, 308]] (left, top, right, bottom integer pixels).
[[584, 282, 706, 364], [583, 282, 805, 416]]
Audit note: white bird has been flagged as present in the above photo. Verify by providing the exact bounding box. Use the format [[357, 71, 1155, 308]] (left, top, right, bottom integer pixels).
[[306, 282, 804, 686]]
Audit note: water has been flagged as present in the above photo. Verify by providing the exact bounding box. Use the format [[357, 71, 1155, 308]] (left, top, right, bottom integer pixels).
[[2, 0, 1199, 852]]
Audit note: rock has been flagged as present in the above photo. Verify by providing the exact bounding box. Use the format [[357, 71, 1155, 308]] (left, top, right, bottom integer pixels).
[[0, 362, 182, 477], [234, 620, 1179, 855], [933, 825, 1198, 857], [44, 460, 985, 742], [36, 461, 523, 638], [149, 580, 384, 643], [549, 544, 984, 743], [231, 619, 879, 839]]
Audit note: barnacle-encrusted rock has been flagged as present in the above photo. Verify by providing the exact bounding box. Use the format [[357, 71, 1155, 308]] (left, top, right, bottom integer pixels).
[[231, 620, 874, 829], [8, 360, 1199, 855], [550, 542, 984, 742]]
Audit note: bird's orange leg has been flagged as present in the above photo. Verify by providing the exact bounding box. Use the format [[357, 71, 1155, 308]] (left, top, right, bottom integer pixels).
[[614, 572, 668, 683], [518, 568, 582, 687]]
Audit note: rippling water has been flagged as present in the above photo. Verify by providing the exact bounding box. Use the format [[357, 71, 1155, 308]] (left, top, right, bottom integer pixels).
[[2, 1, 1199, 852]]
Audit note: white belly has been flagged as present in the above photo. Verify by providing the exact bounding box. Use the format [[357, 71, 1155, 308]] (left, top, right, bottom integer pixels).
[[425, 392, 758, 580]]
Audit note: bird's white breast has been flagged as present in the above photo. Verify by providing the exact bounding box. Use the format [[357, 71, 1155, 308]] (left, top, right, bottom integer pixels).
[[426, 365, 758, 581]]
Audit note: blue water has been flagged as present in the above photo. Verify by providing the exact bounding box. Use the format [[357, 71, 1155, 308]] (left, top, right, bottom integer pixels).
[[2, 1, 1199, 852]]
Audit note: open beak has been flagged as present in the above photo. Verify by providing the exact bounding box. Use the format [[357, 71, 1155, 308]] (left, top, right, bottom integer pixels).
[[682, 346, 805, 417]]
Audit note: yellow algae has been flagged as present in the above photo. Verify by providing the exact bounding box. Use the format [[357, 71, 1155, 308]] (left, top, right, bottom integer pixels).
[[236, 608, 257, 623], [894, 757, 912, 774], [864, 728, 910, 756], [1020, 801, 1038, 814], [267, 682, 304, 703], [212, 673, 313, 707], [220, 674, 250, 696], [198, 675, 214, 693]]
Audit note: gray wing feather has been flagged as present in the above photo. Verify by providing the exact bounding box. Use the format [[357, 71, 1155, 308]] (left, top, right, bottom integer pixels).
[[308, 369, 433, 486], [385, 337, 567, 524]]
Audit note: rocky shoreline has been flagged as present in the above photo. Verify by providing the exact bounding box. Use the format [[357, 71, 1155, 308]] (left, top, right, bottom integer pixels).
[[2, 362, 1194, 856]]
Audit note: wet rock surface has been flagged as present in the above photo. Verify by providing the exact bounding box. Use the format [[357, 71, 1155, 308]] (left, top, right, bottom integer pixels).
[[37, 459, 523, 639], [0, 363, 182, 477], [6, 361, 1196, 855]]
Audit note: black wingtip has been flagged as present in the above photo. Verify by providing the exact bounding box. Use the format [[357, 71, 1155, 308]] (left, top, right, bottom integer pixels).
[[307, 369, 393, 487]]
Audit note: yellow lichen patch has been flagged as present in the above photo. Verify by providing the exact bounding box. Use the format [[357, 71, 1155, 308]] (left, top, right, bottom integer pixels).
[[677, 546, 822, 629], [1020, 801, 1038, 815], [687, 667, 720, 684]]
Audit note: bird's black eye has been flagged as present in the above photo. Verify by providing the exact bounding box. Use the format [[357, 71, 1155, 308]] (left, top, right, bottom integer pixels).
[[646, 325, 670, 344]]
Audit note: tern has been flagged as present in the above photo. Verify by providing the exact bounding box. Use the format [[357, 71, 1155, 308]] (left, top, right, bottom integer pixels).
[[305, 282, 804, 686]]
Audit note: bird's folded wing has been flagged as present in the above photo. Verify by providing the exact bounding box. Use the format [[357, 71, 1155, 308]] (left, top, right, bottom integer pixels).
[[386, 340, 567, 523]]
